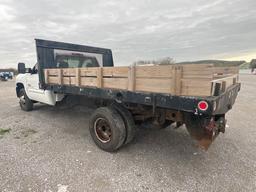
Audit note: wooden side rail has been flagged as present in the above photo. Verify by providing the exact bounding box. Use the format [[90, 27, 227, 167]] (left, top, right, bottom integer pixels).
[[44, 64, 238, 97]]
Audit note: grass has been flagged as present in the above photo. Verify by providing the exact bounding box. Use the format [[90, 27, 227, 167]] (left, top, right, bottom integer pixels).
[[0, 128, 11, 136]]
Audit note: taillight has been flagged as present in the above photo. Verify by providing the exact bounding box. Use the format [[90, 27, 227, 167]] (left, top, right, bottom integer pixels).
[[198, 101, 208, 111]]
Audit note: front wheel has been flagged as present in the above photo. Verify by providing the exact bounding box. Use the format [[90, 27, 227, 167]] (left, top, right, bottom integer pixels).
[[18, 88, 33, 111], [89, 107, 126, 152]]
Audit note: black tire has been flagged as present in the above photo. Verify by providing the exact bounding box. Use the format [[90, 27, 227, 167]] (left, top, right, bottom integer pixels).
[[18, 88, 33, 111], [111, 103, 136, 145], [89, 107, 126, 152]]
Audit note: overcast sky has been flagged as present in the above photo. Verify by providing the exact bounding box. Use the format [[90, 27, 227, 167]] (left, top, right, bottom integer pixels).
[[0, 0, 256, 68]]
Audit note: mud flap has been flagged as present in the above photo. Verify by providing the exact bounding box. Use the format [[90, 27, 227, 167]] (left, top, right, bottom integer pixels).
[[185, 114, 226, 150]]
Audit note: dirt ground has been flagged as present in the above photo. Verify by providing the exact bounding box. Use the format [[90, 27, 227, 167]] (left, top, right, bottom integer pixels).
[[0, 74, 255, 192]]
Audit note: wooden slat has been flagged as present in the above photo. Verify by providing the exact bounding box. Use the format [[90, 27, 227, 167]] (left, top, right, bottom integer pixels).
[[103, 78, 128, 90], [103, 67, 129, 77], [221, 81, 226, 92], [58, 69, 63, 84], [211, 82, 222, 96], [213, 74, 231, 79], [135, 78, 172, 94], [181, 87, 211, 96], [211, 74, 238, 83], [80, 77, 97, 87], [62, 68, 76, 76], [182, 70, 213, 75], [181, 80, 211, 88], [61, 77, 76, 86], [75, 68, 80, 86], [175, 66, 182, 95], [97, 67, 103, 88], [171, 66, 176, 94], [136, 65, 173, 78], [224, 77, 236, 88], [48, 76, 59, 84], [62, 77, 71, 85], [44, 69, 48, 84], [233, 77, 237, 84], [183, 75, 213, 79], [181, 64, 213, 70], [80, 68, 98, 77], [182, 67, 213, 82], [70, 77, 76, 85], [48, 69, 58, 76], [181, 64, 212, 96], [128, 65, 135, 91]]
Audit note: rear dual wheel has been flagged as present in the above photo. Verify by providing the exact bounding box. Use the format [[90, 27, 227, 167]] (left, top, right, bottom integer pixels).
[[111, 103, 136, 145], [89, 106, 135, 152]]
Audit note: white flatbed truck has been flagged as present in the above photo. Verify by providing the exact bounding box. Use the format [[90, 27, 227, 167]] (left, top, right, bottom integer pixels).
[[16, 39, 241, 151]]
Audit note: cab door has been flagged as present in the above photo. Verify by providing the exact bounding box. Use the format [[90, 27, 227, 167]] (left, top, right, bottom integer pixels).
[[25, 65, 58, 105], [26, 72, 44, 96], [25, 64, 44, 98]]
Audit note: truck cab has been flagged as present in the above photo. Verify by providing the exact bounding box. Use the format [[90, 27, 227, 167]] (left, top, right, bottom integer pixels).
[[16, 62, 65, 107], [16, 39, 114, 109]]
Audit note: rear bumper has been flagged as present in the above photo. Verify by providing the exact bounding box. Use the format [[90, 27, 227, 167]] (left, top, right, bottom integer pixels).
[[212, 83, 241, 115], [185, 83, 240, 150]]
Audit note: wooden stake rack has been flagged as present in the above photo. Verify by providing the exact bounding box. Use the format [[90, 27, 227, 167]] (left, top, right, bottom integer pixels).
[[44, 64, 239, 97]]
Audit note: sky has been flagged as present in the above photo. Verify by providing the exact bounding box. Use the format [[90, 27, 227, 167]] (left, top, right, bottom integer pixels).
[[0, 0, 256, 68]]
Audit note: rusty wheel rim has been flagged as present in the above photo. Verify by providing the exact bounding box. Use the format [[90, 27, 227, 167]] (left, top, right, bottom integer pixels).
[[94, 118, 112, 143]]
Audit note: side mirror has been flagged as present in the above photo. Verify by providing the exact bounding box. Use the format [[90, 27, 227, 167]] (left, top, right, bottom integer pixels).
[[18, 63, 26, 74]]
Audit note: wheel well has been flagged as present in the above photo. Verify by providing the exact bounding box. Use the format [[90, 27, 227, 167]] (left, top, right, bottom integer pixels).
[[16, 83, 24, 97]]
